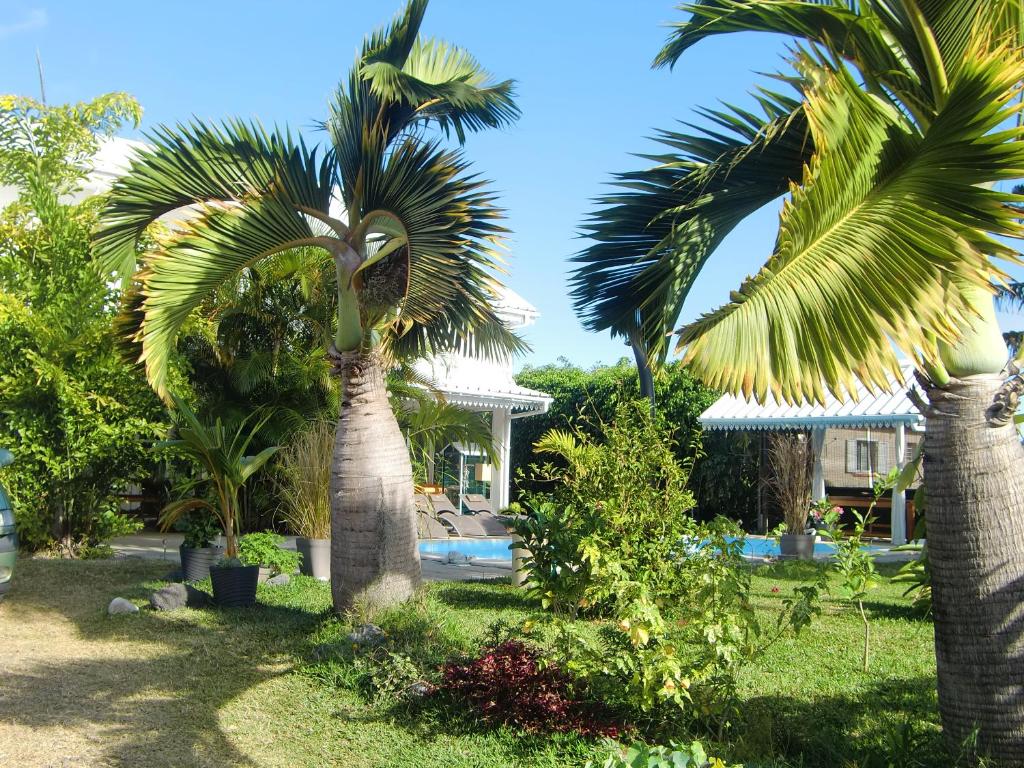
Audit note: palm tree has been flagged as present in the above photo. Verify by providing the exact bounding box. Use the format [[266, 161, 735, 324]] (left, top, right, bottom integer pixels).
[[94, 0, 523, 612], [571, 1, 1024, 759], [157, 397, 278, 558]]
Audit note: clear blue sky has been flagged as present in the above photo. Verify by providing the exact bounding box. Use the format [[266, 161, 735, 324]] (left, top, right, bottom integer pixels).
[[3, 1, 1022, 369]]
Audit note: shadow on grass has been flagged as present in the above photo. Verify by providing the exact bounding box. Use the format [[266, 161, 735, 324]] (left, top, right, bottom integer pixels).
[[0, 557, 332, 768], [429, 580, 540, 612], [733, 675, 957, 767]]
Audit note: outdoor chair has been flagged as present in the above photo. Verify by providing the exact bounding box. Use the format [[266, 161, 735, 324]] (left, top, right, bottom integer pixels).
[[417, 512, 450, 539], [472, 511, 510, 536], [462, 493, 493, 514], [413, 493, 432, 514], [428, 493, 460, 515], [438, 511, 488, 537]]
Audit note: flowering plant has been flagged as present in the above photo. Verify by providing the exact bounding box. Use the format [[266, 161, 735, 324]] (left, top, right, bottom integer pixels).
[[809, 499, 843, 528]]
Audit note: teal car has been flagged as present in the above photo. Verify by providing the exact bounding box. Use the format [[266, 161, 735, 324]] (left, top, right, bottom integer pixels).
[[0, 449, 15, 602]]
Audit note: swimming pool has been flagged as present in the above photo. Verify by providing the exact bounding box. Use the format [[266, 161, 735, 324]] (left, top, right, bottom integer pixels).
[[417, 536, 888, 562], [419, 537, 515, 560]]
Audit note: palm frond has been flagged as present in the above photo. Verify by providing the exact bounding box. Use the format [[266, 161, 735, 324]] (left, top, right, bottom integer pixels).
[[93, 119, 334, 279], [135, 194, 328, 397], [571, 90, 811, 363], [656, 1, 930, 115], [358, 135, 526, 361], [676, 47, 1024, 403]]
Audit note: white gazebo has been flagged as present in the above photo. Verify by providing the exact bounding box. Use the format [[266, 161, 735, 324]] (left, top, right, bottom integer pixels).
[[699, 365, 923, 544], [415, 287, 552, 511]]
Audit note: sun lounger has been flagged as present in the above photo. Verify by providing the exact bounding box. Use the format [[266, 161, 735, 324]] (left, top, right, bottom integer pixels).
[[462, 493, 493, 514], [428, 493, 460, 515], [417, 512, 450, 539], [438, 511, 488, 537], [414, 493, 432, 514], [473, 511, 510, 536]]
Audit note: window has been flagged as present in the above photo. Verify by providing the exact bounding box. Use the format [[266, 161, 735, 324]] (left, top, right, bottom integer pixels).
[[855, 439, 878, 473]]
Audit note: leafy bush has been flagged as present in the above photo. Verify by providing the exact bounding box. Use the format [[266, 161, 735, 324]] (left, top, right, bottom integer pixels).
[[238, 531, 301, 574], [589, 739, 740, 768], [0, 94, 166, 553], [177, 510, 222, 549], [440, 639, 625, 738], [512, 401, 699, 616], [513, 403, 826, 733]]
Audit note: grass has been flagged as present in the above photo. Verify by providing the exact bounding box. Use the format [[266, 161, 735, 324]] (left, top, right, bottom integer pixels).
[[0, 556, 954, 768]]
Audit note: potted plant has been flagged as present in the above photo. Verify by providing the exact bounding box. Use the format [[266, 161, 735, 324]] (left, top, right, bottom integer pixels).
[[278, 421, 332, 580], [238, 531, 301, 582], [176, 510, 224, 582], [157, 396, 278, 606], [209, 556, 260, 608], [767, 432, 815, 560]]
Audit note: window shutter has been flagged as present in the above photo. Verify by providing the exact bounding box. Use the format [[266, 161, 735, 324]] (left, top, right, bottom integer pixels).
[[846, 439, 859, 473], [877, 441, 891, 474]]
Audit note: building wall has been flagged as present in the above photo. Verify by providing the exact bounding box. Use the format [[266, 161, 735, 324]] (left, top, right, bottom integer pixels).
[[820, 426, 922, 490]]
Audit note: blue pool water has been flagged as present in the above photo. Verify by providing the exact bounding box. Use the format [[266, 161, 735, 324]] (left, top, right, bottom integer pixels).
[[419, 537, 515, 560], [417, 536, 888, 562]]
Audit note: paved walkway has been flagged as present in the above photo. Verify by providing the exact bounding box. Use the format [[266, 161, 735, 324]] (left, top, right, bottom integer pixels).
[[109, 532, 514, 582]]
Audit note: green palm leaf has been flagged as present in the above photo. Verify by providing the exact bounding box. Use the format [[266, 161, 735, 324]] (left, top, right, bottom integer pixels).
[[571, 91, 811, 363], [677, 47, 1024, 403]]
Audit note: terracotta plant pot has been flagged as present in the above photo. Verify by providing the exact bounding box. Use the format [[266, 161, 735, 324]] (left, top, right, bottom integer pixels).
[[210, 564, 259, 607], [779, 533, 816, 560], [296, 537, 330, 581], [179, 544, 225, 582]]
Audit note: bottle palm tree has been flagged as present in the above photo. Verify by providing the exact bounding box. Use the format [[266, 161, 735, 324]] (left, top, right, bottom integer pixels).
[[94, 0, 523, 612], [571, 1, 1024, 759]]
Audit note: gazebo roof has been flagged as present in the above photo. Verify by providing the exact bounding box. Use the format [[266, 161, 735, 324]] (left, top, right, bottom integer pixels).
[[700, 365, 922, 431]]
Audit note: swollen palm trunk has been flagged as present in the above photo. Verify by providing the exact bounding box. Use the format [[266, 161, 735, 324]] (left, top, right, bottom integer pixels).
[[329, 351, 420, 612], [925, 375, 1024, 762]]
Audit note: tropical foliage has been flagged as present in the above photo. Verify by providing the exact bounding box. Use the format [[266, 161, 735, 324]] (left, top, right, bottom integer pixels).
[[156, 397, 278, 558], [93, 0, 524, 611], [570, 1, 1024, 757], [0, 93, 167, 552], [513, 360, 758, 526]]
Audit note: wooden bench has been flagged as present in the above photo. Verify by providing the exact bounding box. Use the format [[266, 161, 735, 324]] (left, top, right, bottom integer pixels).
[[828, 494, 916, 540]]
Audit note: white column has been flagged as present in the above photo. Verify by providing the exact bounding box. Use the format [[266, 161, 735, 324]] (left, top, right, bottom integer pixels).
[[891, 422, 907, 545], [811, 428, 826, 502], [489, 407, 512, 511]]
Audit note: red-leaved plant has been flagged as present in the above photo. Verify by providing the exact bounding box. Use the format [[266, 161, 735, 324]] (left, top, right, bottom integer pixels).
[[440, 640, 624, 737]]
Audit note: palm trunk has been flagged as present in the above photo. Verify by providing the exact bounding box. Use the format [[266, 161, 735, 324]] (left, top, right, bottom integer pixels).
[[925, 374, 1024, 762], [630, 337, 656, 415], [329, 349, 420, 613]]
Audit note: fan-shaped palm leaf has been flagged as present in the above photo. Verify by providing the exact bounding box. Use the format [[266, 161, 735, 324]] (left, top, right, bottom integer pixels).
[[678, 49, 1024, 403]]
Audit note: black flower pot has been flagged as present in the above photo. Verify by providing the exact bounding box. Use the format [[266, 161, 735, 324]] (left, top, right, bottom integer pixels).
[[210, 564, 259, 607], [179, 544, 225, 582]]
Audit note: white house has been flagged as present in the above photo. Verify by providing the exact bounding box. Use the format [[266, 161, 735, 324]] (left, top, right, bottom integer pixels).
[[699, 365, 923, 544]]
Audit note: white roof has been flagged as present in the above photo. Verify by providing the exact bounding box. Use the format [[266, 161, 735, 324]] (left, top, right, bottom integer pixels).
[[416, 351, 551, 415], [700, 365, 923, 431]]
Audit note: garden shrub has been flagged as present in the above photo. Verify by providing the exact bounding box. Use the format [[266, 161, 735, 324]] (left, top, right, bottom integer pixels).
[[588, 739, 740, 768], [440, 640, 625, 738], [238, 531, 302, 575], [512, 401, 700, 616], [513, 402, 827, 734]]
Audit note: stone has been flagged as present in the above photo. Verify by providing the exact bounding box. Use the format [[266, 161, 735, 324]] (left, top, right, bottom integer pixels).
[[149, 583, 188, 611], [266, 574, 290, 586], [107, 597, 139, 615], [347, 623, 386, 646], [408, 681, 435, 698]]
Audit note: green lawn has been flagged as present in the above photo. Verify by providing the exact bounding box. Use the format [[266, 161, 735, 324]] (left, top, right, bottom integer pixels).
[[0, 557, 948, 767]]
